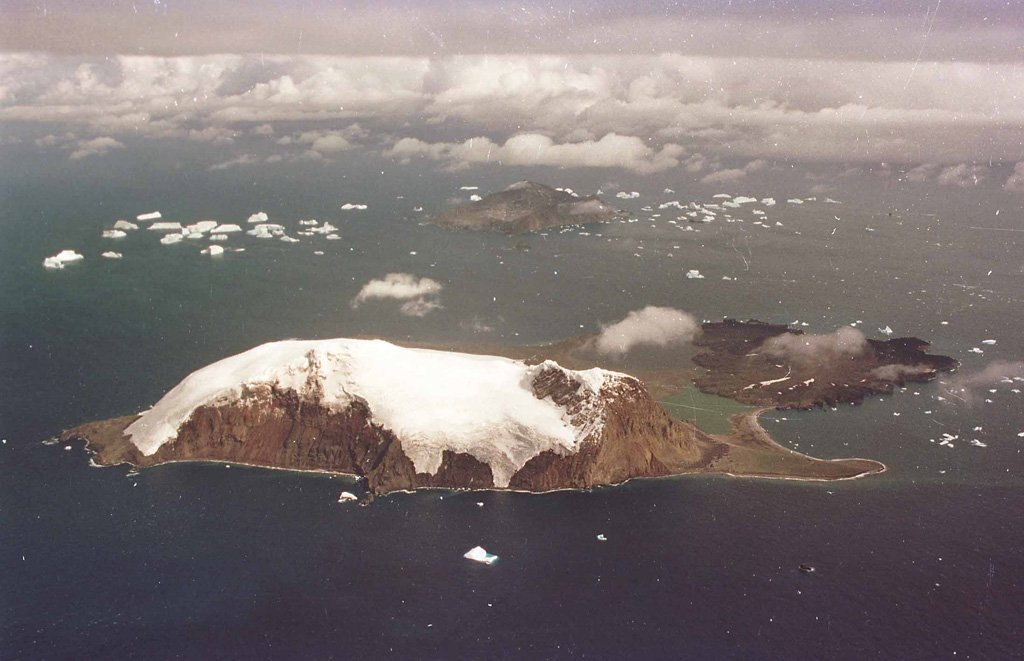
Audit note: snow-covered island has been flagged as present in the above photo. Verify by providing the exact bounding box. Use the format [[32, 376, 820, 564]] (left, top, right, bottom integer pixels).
[[62, 337, 894, 493]]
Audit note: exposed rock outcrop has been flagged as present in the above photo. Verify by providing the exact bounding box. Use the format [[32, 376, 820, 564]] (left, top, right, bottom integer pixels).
[[433, 181, 617, 234]]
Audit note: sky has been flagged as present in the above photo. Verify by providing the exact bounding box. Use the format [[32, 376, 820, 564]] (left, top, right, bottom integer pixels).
[[2, 0, 1023, 192]]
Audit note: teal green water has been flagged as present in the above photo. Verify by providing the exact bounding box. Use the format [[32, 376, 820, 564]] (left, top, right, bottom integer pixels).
[[660, 386, 755, 435]]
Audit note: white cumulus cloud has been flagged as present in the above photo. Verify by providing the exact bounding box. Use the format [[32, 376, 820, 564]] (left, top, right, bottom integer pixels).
[[593, 306, 701, 357], [351, 273, 444, 310]]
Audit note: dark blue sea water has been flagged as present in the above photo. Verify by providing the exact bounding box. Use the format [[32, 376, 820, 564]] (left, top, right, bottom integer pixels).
[[2, 156, 1023, 658]]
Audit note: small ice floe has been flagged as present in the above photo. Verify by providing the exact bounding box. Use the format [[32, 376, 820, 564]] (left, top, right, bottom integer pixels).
[[413, 206, 423, 212], [113, 220, 139, 231], [470, 194, 482, 202], [787, 198, 804, 205], [970, 439, 987, 448], [247, 223, 286, 239], [596, 534, 608, 541], [102, 229, 127, 239], [314, 250, 324, 255], [211, 224, 242, 233], [42, 250, 84, 269], [341, 203, 368, 210], [136, 211, 161, 221], [280, 236, 300, 243], [464, 546, 498, 564], [969, 348, 984, 354], [148, 222, 182, 232], [663, 188, 675, 194], [186, 220, 219, 234], [686, 269, 705, 279], [879, 326, 894, 336], [615, 191, 640, 199], [476, 502, 484, 507], [825, 198, 841, 204], [459, 186, 478, 191], [337, 491, 358, 503], [209, 234, 228, 241], [325, 234, 341, 240], [1017, 432, 1024, 437], [101, 251, 123, 259], [299, 219, 318, 226], [981, 339, 997, 345], [247, 211, 269, 224], [201, 245, 224, 256], [761, 197, 776, 206], [722, 276, 733, 281], [64, 445, 72, 451], [160, 233, 184, 245]]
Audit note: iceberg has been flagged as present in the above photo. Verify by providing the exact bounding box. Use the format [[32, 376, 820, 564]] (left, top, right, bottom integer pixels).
[[686, 269, 705, 279], [42, 250, 84, 269], [340, 203, 368, 210], [211, 224, 242, 233], [325, 234, 341, 240], [469, 194, 482, 202], [148, 222, 183, 232], [201, 245, 224, 256], [101, 251, 123, 259], [879, 326, 893, 336], [338, 491, 358, 503], [113, 220, 139, 231], [136, 211, 162, 221], [787, 198, 804, 205], [464, 546, 498, 565], [596, 534, 607, 541], [209, 234, 228, 241], [186, 220, 219, 234], [299, 219, 319, 226], [160, 233, 184, 245], [280, 236, 300, 243], [101, 230, 127, 239], [247, 211, 269, 224], [247, 224, 286, 239]]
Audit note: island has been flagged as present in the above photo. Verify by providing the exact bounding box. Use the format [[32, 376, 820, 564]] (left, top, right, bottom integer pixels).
[[432, 181, 618, 234], [60, 322, 957, 495]]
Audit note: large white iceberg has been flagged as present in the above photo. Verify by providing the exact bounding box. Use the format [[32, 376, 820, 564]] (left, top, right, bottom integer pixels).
[[201, 245, 225, 256], [247, 211, 269, 224], [122, 339, 620, 487], [160, 233, 184, 245], [101, 230, 127, 239], [211, 224, 242, 233], [113, 220, 139, 231], [464, 546, 498, 564], [137, 211, 162, 221], [42, 250, 84, 269]]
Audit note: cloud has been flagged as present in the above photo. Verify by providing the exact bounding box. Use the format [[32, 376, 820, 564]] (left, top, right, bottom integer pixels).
[[5, 51, 1024, 169], [699, 159, 767, 184], [1005, 162, 1024, 193], [908, 163, 986, 187], [351, 273, 443, 309], [948, 361, 1024, 394], [208, 153, 262, 170], [388, 132, 684, 174], [592, 307, 701, 357], [399, 298, 444, 317], [68, 136, 124, 160], [762, 327, 868, 367]]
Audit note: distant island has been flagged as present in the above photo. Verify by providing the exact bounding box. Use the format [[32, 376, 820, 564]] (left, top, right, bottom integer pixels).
[[432, 181, 618, 234], [60, 323, 957, 495]]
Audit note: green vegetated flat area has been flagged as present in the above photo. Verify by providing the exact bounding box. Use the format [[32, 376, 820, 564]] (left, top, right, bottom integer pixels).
[[660, 386, 754, 435]]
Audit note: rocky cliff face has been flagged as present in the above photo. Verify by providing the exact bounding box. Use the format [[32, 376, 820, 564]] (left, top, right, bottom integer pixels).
[[63, 363, 720, 494], [433, 181, 618, 234]]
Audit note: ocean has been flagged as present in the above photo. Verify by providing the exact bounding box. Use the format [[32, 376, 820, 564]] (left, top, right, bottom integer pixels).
[[2, 154, 1022, 658]]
